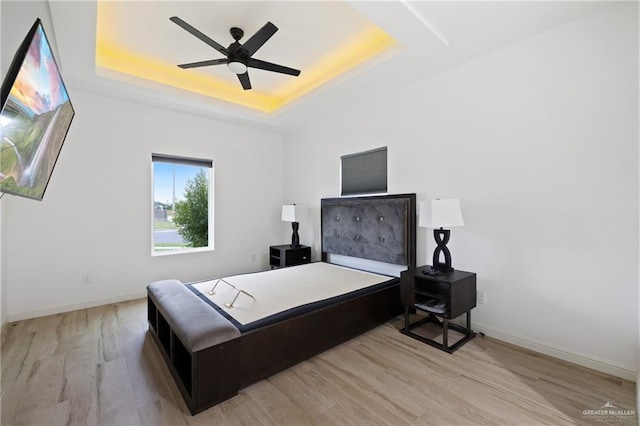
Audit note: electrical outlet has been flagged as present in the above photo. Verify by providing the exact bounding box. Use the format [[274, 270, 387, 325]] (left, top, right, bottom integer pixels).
[[81, 274, 91, 285], [477, 291, 486, 305]]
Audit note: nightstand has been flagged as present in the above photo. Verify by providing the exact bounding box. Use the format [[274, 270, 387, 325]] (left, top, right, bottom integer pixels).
[[269, 245, 311, 269], [400, 266, 476, 353]]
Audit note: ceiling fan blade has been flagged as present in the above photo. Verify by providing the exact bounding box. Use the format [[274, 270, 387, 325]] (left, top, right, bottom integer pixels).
[[237, 72, 252, 90], [170, 16, 228, 55], [178, 58, 227, 69], [247, 58, 300, 76], [241, 22, 278, 57]]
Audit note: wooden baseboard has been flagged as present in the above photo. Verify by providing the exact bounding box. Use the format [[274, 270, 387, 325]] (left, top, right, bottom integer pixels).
[[472, 321, 637, 382], [7, 292, 147, 322]]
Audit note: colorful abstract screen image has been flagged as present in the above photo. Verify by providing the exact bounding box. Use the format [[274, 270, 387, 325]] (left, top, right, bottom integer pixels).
[[0, 20, 74, 201]]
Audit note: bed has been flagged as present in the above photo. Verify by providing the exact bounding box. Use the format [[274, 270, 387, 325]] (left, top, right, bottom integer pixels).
[[147, 193, 416, 414]]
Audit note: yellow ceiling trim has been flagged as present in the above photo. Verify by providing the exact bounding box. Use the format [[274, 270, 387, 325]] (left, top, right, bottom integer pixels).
[[95, 41, 280, 112], [274, 25, 399, 106]]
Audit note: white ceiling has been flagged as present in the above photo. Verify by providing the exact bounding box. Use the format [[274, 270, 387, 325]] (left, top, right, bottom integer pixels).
[[48, 1, 612, 131]]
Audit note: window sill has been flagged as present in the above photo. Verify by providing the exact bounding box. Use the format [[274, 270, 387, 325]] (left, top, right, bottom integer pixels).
[[152, 246, 214, 257]]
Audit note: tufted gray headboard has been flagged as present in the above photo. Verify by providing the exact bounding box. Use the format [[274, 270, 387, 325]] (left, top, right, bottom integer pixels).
[[321, 194, 416, 269]]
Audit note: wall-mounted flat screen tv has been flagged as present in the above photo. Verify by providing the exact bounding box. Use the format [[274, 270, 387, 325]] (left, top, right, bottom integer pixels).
[[0, 18, 74, 201]]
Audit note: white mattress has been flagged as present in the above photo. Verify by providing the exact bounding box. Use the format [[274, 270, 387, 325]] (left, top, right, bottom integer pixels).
[[190, 262, 392, 325]]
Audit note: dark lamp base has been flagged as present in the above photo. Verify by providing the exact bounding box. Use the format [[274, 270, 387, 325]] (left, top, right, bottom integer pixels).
[[291, 222, 300, 248], [432, 228, 453, 273], [432, 264, 453, 273]]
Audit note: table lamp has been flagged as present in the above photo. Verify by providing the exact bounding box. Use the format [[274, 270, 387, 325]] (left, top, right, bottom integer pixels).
[[281, 204, 300, 248], [419, 199, 464, 273]]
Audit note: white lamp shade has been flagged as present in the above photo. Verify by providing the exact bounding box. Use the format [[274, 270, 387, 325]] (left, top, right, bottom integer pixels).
[[281, 204, 297, 222], [419, 199, 464, 228]]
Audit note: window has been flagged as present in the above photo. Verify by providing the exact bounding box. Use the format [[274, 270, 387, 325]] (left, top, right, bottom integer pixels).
[[341, 147, 387, 196], [152, 154, 213, 255]]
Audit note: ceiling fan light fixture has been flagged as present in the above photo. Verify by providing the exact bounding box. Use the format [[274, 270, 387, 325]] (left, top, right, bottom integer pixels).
[[227, 61, 247, 74]]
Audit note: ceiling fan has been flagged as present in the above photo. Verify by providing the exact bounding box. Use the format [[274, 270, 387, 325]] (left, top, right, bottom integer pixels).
[[170, 17, 301, 91]]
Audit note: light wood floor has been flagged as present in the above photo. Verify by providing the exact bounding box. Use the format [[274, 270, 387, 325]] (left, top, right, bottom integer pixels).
[[1, 298, 636, 425]]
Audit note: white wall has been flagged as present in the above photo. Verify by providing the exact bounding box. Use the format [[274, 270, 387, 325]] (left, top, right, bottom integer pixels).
[[1, 0, 57, 328], [284, 3, 638, 379], [3, 88, 284, 319]]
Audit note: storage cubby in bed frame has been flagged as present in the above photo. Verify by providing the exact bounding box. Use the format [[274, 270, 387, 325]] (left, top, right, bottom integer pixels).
[[147, 295, 240, 413]]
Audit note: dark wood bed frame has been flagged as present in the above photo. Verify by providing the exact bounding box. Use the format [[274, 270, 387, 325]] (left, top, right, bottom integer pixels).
[[147, 193, 416, 414]]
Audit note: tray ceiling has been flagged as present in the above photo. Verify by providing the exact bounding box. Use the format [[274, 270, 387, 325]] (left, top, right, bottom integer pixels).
[[95, 1, 401, 113], [45, 1, 610, 130]]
